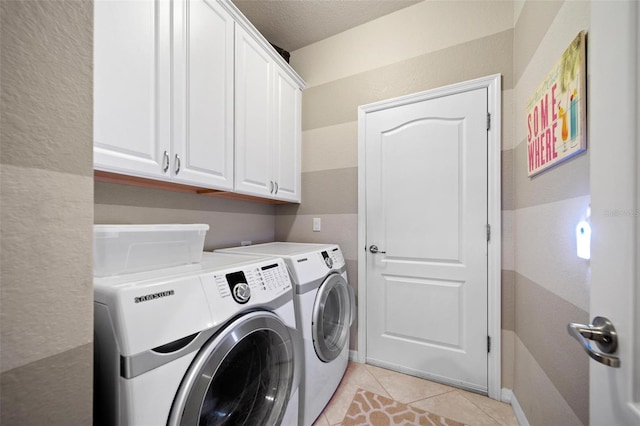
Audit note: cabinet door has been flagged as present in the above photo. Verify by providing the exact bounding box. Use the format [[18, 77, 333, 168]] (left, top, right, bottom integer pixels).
[[272, 68, 301, 202], [234, 25, 274, 198], [172, 0, 234, 190], [94, 0, 171, 179]]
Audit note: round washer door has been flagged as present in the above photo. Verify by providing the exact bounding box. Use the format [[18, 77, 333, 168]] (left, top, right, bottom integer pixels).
[[312, 273, 351, 362], [168, 311, 294, 426]]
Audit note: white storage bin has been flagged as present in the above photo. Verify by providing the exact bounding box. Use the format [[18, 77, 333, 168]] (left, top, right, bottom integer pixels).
[[94, 224, 209, 277]]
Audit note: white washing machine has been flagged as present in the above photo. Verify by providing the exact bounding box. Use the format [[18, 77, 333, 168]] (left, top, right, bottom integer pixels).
[[94, 252, 301, 426], [217, 242, 354, 426]]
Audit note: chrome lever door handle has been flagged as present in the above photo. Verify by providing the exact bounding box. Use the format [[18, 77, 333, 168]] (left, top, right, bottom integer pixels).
[[369, 245, 386, 254], [567, 316, 620, 368]]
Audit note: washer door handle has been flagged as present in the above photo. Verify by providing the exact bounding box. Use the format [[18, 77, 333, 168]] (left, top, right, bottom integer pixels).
[[347, 283, 355, 327]]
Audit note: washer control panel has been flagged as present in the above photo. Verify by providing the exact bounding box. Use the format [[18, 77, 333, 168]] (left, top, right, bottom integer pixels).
[[205, 259, 292, 307], [319, 247, 345, 270], [321, 251, 333, 268], [224, 271, 253, 304]]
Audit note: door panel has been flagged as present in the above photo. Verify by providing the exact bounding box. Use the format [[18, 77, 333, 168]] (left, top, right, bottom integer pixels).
[[383, 277, 462, 347], [365, 88, 488, 391], [94, 0, 171, 177], [381, 118, 462, 261], [272, 68, 301, 202], [172, 0, 234, 189], [235, 26, 273, 197]]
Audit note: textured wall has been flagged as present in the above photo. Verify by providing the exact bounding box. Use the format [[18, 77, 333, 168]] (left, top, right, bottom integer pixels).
[[94, 182, 276, 250], [511, 1, 590, 425], [283, 1, 515, 368], [0, 0, 94, 424]]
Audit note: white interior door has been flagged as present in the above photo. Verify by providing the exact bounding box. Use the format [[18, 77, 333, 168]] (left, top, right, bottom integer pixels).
[[363, 87, 489, 392], [586, 2, 640, 424]]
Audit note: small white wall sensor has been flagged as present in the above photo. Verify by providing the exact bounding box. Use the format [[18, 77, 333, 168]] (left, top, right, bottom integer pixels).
[[576, 221, 591, 260]]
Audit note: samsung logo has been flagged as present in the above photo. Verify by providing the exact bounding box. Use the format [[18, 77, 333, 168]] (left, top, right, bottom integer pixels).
[[134, 290, 175, 303]]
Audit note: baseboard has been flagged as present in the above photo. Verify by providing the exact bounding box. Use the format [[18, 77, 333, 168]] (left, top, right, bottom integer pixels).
[[349, 350, 359, 362], [510, 392, 530, 426], [500, 388, 512, 403]]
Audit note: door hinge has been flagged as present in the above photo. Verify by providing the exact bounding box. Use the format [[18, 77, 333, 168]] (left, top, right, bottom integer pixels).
[[486, 224, 491, 242], [486, 112, 491, 130], [487, 335, 491, 353]]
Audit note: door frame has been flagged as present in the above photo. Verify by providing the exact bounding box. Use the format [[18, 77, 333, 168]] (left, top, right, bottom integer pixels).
[[357, 74, 502, 400]]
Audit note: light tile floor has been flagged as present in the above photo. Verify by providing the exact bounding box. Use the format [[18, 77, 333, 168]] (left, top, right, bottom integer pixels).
[[312, 362, 519, 426]]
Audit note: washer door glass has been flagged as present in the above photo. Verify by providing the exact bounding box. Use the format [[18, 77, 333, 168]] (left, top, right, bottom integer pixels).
[[168, 312, 294, 426], [312, 273, 351, 362]]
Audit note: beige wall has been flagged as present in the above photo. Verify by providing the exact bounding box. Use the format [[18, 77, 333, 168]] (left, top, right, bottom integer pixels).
[[285, 2, 592, 424], [511, 1, 590, 425], [0, 1, 593, 424], [282, 0, 515, 359], [94, 182, 277, 250], [1, 1, 94, 423]]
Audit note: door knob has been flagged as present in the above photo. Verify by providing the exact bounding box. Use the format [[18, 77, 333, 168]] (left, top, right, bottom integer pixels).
[[369, 245, 386, 254], [567, 316, 620, 367]]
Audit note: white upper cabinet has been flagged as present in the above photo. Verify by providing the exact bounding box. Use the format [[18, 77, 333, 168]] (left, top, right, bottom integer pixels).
[[94, 0, 234, 190], [272, 67, 302, 202], [94, 0, 171, 178], [234, 25, 274, 197], [172, 0, 234, 189], [234, 25, 303, 202], [94, 0, 304, 200]]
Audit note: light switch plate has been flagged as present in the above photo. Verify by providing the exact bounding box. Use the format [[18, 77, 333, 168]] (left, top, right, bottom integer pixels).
[[313, 217, 321, 232]]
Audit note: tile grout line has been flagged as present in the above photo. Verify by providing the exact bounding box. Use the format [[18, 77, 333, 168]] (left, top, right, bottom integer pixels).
[[362, 363, 394, 399], [405, 389, 458, 406], [363, 363, 466, 406], [362, 363, 474, 423], [347, 364, 508, 426], [456, 390, 508, 426]]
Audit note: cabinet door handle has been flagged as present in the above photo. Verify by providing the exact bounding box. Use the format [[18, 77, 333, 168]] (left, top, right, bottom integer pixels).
[[270, 181, 274, 194], [175, 154, 181, 175], [162, 151, 169, 173], [274, 181, 279, 194]]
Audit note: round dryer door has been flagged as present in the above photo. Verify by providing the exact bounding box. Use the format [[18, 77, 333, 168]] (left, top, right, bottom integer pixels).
[[312, 273, 351, 362], [168, 311, 295, 426]]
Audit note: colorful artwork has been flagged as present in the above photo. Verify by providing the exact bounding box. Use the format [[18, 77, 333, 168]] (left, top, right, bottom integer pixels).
[[526, 31, 586, 177]]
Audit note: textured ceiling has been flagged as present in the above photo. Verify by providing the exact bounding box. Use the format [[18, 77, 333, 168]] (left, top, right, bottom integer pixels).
[[232, 0, 422, 52]]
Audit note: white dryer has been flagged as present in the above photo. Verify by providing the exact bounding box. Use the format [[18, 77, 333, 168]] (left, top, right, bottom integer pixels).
[[217, 242, 354, 426], [94, 252, 301, 426]]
